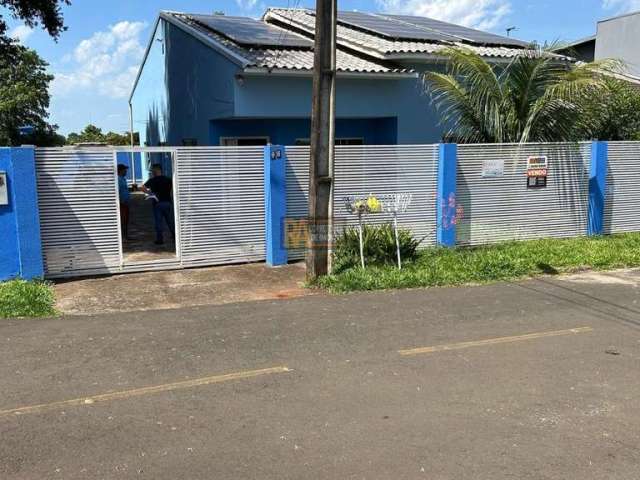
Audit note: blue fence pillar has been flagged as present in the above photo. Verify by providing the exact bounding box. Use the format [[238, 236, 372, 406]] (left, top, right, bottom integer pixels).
[[588, 141, 608, 236], [264, 145, 288, 266], [0, 147, 44, 281], [436, 143, 458, 247]]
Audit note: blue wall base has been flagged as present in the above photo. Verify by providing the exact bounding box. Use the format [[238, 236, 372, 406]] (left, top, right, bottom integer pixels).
[[588, 141, 608, 236], [0, 147, 44, 281], [436, 143, 458, 247], [264, 145, 288, 266]]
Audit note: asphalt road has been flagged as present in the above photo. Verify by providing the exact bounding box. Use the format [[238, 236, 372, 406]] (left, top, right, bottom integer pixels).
[[2, 271, 640, 479]]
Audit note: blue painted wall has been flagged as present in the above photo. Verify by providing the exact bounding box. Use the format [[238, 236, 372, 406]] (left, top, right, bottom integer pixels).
[[264, 145, 288, 266], [115, 152, 144, 184], [131, 18, 239, 149], [210, 117, 397, 145], [0, 149, 20, 278], [234, 75, 440, 144], [0, 148, 44, 281]]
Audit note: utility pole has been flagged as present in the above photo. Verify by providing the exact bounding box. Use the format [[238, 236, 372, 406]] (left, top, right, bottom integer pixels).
[[307, 0, 337, 280]]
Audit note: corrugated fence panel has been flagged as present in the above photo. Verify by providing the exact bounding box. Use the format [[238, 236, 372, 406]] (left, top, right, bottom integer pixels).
[[333, 145, 439, 246], [456, 142, 591, 245], [285, 146, 310, 260], [176, 147, 265, 267], [35, 148, 122, 277], [604, 142, 640, 234], [286, 145, 439, 259]]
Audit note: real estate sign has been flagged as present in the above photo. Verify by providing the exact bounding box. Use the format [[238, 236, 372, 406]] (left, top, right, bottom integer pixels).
[[526, 156, 548, 188]]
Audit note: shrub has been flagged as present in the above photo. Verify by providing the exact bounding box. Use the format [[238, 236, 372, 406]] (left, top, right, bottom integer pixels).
[[333, 224, 420, 272], [0, 280, 56, 318]]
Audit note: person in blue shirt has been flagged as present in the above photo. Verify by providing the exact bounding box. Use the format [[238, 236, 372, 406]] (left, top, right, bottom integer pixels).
[[117, 164, 130, 240]]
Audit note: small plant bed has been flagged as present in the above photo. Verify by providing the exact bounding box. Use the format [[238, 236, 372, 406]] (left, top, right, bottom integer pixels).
[[0, 280, 56, 319], [316, 231, 640, 293]]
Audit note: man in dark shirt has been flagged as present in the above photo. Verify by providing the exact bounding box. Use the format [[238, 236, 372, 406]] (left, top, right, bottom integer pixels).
[[143, 164, 175, 245]]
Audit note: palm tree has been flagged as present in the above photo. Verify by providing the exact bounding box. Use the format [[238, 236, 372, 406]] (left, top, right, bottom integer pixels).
[[424, 47, 618, 144]]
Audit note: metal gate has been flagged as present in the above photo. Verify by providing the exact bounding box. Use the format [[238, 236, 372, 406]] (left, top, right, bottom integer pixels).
[[35, 146, 266, 278], [176, 146, 265, 267], [35, 148, 123, 278]]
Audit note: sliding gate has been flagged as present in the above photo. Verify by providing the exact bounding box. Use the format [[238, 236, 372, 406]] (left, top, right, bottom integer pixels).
[[35, 148, 123, 277], [35, 146, 265, 278]]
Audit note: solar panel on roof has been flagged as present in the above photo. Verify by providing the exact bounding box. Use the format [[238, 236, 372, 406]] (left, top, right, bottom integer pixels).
[[336, 11, 458, 43], [188, 14, 313, 48], [384, 14, 530, 48]]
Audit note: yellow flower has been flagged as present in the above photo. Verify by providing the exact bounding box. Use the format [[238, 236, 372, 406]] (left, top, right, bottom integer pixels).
[[367, 196, 382, 213]]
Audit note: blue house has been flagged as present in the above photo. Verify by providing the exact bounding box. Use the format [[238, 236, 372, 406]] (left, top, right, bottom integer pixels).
[[129, 8, 530, 148]]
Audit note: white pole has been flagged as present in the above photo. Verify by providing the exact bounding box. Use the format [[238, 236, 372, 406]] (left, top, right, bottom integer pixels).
[[394, 212, 402, 270], [128, 102, 136, 186], [358, 212, 365, 269]]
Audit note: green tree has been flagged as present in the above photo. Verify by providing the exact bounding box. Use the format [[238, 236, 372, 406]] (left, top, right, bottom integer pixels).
[[582, 77, 640, 141], [424, 47, 616, 143], [0, 1, 71, 145], [66, 124, 138, 146], [0, 44, 59, 146], [0, 0, 69, 40]]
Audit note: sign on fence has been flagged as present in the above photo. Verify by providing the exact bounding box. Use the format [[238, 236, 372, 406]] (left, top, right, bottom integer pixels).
[[482, 159, 504, 178], [526, 156, 548, 189]]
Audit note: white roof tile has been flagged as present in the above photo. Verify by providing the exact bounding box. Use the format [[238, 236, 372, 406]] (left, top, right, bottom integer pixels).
[[170, 12, 411, 74]]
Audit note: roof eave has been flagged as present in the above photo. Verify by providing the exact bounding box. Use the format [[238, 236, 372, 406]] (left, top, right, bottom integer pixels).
[[552, 35, 596, 52], [241, 67, 418, 79], [130, 12, 253, 104], [160, 12, 251, 67]]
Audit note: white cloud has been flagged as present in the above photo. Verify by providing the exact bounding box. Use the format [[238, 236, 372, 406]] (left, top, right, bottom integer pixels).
[[51, 21, 147, 99], [10, 24, 34, 43], [376, 0, 511, 31], [235, 0, 259, 11], [602, 0, 640, 13]]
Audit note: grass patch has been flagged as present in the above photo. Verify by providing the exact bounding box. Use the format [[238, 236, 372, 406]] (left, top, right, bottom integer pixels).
[[0, 280, 56, 318], [316, 233, 640, 293]]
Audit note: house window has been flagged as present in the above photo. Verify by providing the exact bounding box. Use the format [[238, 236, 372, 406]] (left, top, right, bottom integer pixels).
[[294, 138, 364, 146], [336, 138, 364, 145], [221, 137, 270, 146]]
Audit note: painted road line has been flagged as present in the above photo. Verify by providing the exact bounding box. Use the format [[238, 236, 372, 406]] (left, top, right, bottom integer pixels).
[[0, 366, 291, 418], [399, 327, 594, 357]]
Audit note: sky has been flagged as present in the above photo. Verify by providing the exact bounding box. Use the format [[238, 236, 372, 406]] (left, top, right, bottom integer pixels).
[[6, 0, 640, 136]]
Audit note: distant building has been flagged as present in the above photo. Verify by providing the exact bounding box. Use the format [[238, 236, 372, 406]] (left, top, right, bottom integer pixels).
[[555, 10, 640, 81], [555, 35, 596, 63]]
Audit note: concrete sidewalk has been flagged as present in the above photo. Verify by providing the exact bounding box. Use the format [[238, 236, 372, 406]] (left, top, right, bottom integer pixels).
[[2, 271, 640, 479], [54, 262, 314, 315]]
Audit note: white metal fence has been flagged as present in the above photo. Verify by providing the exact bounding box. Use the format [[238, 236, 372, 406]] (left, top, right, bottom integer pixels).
[[286, 144, 439, 260], [456, 142, 591, 246], [604, 142, 640, 234], [35, 148, 122, 277], [285, 146, 311, 260], [176, 147, 265, 267], [34, 141, 640, 279]]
